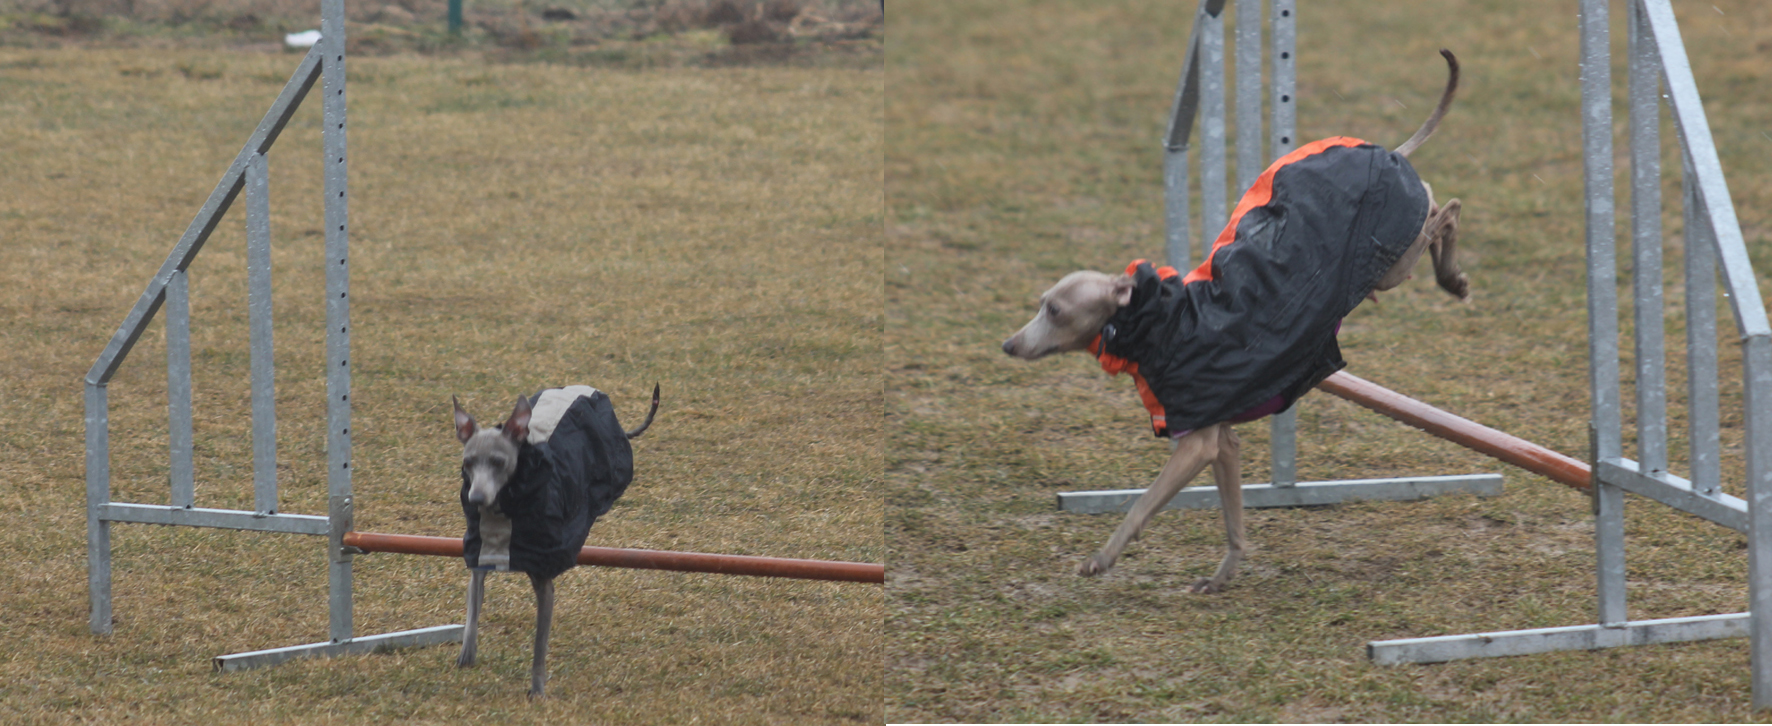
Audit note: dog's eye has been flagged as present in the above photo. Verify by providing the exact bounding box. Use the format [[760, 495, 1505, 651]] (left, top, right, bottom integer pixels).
[[490, 456, 508, 469], [1045, 301, 1061, 319]]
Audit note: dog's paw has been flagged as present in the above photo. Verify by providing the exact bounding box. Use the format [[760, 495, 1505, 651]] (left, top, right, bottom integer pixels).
[[1188, 577, 1226, 594], [1076, 554, 1112, 577], [1438, 272, 1470, 302], [456, 652, 476, 668], [527, 689, 546, 700]]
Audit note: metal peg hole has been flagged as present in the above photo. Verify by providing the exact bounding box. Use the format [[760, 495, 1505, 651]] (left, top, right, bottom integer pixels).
[[1281, 136, 1291, 143], [1282, 95, 1291, 102], [1281, 9, 1289, 16], [1281, 52, 1290, 59]]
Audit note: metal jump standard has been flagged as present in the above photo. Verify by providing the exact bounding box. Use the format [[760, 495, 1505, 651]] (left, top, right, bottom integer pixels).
[[1058, 0, 1772, 710], [83, 0, 883, 673]]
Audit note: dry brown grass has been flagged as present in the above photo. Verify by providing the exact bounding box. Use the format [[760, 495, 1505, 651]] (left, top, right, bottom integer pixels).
[[0, 45, 880, 722], [887, 0, 1772, 721], [0, 0, 884, 64]]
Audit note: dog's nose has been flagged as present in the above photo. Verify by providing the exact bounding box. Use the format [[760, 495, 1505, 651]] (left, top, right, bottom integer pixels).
[[1001, 338, 1015, 356], [467, 491, 486, 506]]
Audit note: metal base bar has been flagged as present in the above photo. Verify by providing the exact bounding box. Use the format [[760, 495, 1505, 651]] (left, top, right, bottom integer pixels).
[[212, 624, 464, 672], [1056, 473, 1502, 514], [1368, 612, 1748, 665]]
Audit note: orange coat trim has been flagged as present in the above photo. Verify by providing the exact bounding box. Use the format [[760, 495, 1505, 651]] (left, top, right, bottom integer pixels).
[[1183, 136, 1369, 284], [1092, 259, 1181, 435]]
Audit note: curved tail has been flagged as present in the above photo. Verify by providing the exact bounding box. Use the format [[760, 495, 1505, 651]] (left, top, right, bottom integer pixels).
[[625, 383, 660, 439], [1394, 49, 1459, 158]]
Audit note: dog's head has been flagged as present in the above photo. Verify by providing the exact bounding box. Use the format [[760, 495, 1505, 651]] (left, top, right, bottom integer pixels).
[[1001, 270, 1132, 360], [453, 395, 532, 508]]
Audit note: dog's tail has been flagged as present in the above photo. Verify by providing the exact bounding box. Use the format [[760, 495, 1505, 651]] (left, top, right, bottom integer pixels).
[[625, 383, 660, 439], [1394, 49, 1459, 158]]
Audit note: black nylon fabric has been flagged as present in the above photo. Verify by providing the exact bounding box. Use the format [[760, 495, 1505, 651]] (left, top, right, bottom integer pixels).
[[461, 390, 635, 580], [1099, 143, 1429, 435]]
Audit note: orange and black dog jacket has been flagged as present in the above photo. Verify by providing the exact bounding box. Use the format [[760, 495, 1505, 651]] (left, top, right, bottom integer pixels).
[[1092, 137, 1429, 437]]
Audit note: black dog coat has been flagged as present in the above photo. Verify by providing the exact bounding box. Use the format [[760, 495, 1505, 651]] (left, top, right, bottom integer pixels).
[[1092, 137, 1429, 437], [461, 386, 635, 580]]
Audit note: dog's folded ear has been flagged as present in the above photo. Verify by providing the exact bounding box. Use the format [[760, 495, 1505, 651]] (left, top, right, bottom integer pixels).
[[1113, 275, 1135, 307], [503, 395, 533, 445], [453, 396, 477, 444]]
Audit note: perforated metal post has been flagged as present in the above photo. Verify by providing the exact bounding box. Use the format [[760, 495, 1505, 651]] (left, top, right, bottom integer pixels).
[[321, 0, 354, 645]]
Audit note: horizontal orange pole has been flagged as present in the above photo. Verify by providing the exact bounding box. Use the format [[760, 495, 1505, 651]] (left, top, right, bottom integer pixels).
[[1317, 371, 1592, 492], [341, 531, 883, 584]]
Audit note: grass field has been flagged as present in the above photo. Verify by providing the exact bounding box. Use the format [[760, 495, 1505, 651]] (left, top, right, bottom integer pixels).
[[887, 0, 1772, 721], [0, 38, 881, 724]]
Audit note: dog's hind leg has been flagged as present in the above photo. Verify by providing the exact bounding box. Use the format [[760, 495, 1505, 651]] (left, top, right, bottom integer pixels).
[[457, 568, 486, 667], [1079, 425, 1221, 577], [1427, 198, 1468, 300], [527, 572, 556, 699], [1191, 425, 1247, 594]]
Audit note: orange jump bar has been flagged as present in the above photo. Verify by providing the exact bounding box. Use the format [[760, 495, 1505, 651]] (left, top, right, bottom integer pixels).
[[1317, 371, 1592, 492], [341, 531, 884, 584]]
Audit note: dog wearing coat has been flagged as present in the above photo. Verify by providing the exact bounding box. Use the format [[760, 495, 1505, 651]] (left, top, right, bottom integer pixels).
[[452, 383, 658, 698], [1002, 51, 1466, 594]]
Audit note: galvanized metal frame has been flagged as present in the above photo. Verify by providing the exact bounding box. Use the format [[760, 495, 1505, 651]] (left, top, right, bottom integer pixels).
[[1066, 0, 1500, 515], [1368, 0, 1772, 709], [83, 0, 462, 668]]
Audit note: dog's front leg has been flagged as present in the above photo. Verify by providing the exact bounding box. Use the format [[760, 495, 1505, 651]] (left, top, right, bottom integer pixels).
[[457, 568, 486, 667], [1079, 425, 1221, 577], [527, 572, 556, 699], [1192, 425, 1247, 594]]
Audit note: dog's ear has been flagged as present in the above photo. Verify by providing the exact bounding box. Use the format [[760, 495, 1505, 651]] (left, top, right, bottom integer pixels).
[[1112, 275, 1135, 307], [453, 396, 477, 444], [502, 395, 533, 445]]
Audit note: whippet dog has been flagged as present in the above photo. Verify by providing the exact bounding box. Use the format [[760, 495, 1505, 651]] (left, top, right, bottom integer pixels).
[[1002, 51, 1466, 594], [453, 384, 658, 698]]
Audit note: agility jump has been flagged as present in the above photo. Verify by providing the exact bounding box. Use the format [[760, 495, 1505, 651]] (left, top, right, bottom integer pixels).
[[1090, 0, 1772, 709], [82, 0, 880, 675]]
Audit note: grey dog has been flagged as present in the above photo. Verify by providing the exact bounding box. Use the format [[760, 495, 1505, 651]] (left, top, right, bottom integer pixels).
[[452, 384, 658, 698]]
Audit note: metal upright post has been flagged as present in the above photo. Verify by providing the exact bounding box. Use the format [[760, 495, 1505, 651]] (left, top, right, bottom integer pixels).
[[1199, 8, 1227, 253], [1266, 0, 1298, 486], [1629, 0, 1666, 479], [321, 0, 354, 644], [1163, 1, 1226, 271], [167, 270, 195, 509], [1580, 0, 1627, 631], [1234, 0, 1261, 191], [1684, 149, 1720, 496], [85, 382, 111, 635], [247, 153, 277, 515], [1268, 0, 1295, 159]]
